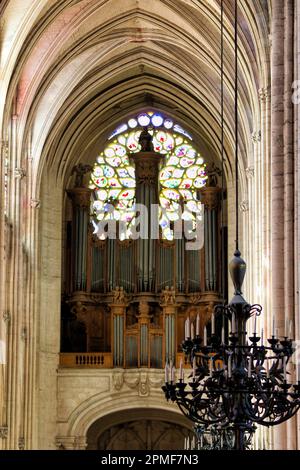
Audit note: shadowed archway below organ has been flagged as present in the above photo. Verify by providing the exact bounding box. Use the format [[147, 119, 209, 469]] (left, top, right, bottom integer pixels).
[[86, 409, 193, 450], [60, 123, 228, 370]]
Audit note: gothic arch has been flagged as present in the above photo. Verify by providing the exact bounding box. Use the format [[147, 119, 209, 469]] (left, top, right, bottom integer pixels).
[[0, 0, 274, 450], [56, 386, 192, 447]]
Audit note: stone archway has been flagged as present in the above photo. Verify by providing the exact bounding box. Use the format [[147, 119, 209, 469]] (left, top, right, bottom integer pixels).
[[86, 408, 193, 450]]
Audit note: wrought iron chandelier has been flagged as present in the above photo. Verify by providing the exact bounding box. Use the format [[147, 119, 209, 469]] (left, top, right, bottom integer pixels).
[[162, 0, 300, 450], [191, 423, 255, 451]]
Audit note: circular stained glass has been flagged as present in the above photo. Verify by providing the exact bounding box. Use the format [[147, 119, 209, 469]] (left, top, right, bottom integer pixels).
[[164, 119, 173, 129], [104, 148, 115, 158], [96, 190, 108, 201], [120, 178, 135, 188], [186, 166, 198, 178], [90, 110, 207, 240], [156, 131, 167, 143], [182, 179, 193, 189], [175, 145, 189, 157], [127, 132, 140, 152], [194, 177, 206, 188], [103, 166, 115, 177], [180, 157, 195, 168], [162, 179, 181, 189], [168, 156, 180, 166], [109, 178, 121, 188], [94, 177, 107, 187], [173, 168, 184, 178], [128, 118, 138, 128], [137, 113, 151, 126], [114, 145, 126, 157], [153, 138, 163, 153], [152, 114, 164, 127], [93, 167, 103, 177], [118, 135, 126, 145], [106, 157, 122, 167], [117, 168, 129, 178], [179, 189, 193, 200]]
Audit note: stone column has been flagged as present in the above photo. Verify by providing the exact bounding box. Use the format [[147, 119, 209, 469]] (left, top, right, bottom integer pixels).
[[295, 0, 300, 451], [0, 311, 10, 451], [67, 188, 92, 292], [271, 0, 296, 449]]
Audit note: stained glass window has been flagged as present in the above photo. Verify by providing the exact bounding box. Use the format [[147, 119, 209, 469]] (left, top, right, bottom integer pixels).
[[89, 111, 207, 240]]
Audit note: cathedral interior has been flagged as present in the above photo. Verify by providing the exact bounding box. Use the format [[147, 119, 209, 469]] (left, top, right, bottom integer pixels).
[[0, 0, 300, 451]]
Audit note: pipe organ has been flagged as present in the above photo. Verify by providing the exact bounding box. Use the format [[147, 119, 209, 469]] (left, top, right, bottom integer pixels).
[[61, 137, 226, 369]]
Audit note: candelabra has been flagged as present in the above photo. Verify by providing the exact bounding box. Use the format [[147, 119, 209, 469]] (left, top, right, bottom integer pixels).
[[163, 250, 300, 450], [192, 423, 255, 451]]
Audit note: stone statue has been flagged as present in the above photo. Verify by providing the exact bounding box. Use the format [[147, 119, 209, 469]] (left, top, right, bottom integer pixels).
[[205, 163, 222, 187], [71, 163, 93, 187], [138, 127, 154, 152]]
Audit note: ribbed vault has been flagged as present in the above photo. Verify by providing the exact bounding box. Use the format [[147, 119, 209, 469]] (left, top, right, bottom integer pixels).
[[1, 0, 270, 191], [0, 0, 272, 450]]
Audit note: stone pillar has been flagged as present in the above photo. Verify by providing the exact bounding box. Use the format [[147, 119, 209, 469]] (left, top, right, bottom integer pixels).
[[0, 311, 10, 451], [271, 0, 296, 449], [199, 186, 221, 293], [295, 0, 300, 451], [67, 188, 92, 292]]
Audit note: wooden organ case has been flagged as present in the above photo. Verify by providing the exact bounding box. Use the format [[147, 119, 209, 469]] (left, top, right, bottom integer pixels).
[[60, 139, 226, 369]]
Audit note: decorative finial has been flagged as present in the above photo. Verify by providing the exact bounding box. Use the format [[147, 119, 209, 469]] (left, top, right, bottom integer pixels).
[[229, 249, 247, 305]]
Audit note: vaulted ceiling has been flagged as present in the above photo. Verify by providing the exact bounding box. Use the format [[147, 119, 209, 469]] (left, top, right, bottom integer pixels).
[[0, 0, 270, 190]]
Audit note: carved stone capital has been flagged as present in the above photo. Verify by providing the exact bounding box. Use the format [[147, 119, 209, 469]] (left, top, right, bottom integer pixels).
[[1, 140, 9, 158], [258, 87, 270, 102], [245, 166, 254, 179], [14, 168, 26, 179], [240, 200, 249, 212], [0, 427, 8, 439], [30, 199, 41, 209], [67, 188, 92, 209], [251, 131, 261, 143], [3, 311, 11, 323]]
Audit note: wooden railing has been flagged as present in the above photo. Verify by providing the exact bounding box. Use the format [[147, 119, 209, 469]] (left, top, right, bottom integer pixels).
[[59, 352, 113, 368]]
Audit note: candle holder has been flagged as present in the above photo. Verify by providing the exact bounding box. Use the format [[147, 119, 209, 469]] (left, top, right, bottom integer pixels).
[[162, 252, 300, 450], [191, 423, 256, 450]]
